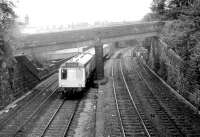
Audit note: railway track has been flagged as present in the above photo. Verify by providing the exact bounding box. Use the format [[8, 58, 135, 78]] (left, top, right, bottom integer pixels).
[[134, 57, 200, 136], [0, 74, 57, 128], [0, 74, 58, 137], [27, 99, 79, 137], [122, 58, 185, 136], [112, 59, 156, 137]]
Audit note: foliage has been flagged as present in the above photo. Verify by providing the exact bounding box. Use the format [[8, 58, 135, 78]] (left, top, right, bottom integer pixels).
[[148, 0, 200, 93], [0, 0, 16, 107], [151, 0, 167, 20], [0, 0, 16, 64], [143, 13, 159, 21]]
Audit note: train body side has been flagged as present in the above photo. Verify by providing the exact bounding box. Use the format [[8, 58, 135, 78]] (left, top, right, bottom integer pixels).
[[58, 44, 111, 94]]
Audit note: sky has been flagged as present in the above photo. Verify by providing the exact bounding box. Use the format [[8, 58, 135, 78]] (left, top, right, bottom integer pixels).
[[15, 0, 152, 27]]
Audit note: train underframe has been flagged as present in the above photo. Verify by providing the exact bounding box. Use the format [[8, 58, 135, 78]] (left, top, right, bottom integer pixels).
[[61, 87, 83, 96]]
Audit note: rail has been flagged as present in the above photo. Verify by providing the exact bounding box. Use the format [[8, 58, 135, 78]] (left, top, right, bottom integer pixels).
[[112, 65, 126, 137], [13, 83, 58, 137], [135, 58, 185, 136], [119, 60, 151, 137], [111, 59, 151, 137]]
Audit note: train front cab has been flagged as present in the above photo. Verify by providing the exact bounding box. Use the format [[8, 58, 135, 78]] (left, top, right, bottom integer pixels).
[[59, 66, 85, 94]]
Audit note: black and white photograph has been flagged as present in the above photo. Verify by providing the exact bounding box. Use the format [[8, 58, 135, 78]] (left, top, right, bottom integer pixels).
[[0, 0, 200, 136]]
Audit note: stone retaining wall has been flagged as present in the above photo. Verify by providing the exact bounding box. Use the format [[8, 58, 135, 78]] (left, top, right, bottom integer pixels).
[[0, 54, 72, 109], [143, 37, 200, 106]]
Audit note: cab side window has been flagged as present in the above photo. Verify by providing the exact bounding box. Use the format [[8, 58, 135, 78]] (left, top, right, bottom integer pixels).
[[61, 69, 67, 79]]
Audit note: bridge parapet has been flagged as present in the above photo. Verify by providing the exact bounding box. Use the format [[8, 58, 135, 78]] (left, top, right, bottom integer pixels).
[[15, 21, 165, 54]]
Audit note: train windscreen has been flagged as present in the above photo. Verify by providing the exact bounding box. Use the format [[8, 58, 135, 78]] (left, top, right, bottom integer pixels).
[[61, 69, 67, 79]]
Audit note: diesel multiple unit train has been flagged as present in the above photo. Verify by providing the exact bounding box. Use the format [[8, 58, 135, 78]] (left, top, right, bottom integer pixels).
[[58, 44, 111, 94]]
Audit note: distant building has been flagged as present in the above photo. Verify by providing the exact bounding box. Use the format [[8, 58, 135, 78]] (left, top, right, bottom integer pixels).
[[16, 14, 29, 26]]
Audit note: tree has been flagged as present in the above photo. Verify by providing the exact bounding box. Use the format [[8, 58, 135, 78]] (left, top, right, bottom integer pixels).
[[0, 0, 16, 62], [149, 0, 200, 94], [142, 13, 159, 21], [0, 0, 16, 106], [151, 0, 167, 20]]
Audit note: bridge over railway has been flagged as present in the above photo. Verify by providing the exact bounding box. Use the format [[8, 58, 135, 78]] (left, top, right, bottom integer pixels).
[[16, 21, 165, 79], [3, 19, 200, 136]]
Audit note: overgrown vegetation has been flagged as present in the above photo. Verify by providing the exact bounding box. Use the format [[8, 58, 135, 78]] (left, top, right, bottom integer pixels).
[[144, 0, 200, 94], [0, 0, 17, 107]]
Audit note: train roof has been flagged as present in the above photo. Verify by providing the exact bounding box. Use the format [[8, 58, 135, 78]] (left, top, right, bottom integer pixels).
[[61, 48, 95, 68]]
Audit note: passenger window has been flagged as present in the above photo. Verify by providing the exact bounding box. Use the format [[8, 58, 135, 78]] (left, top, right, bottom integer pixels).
[[61, 69, 67, 79]]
